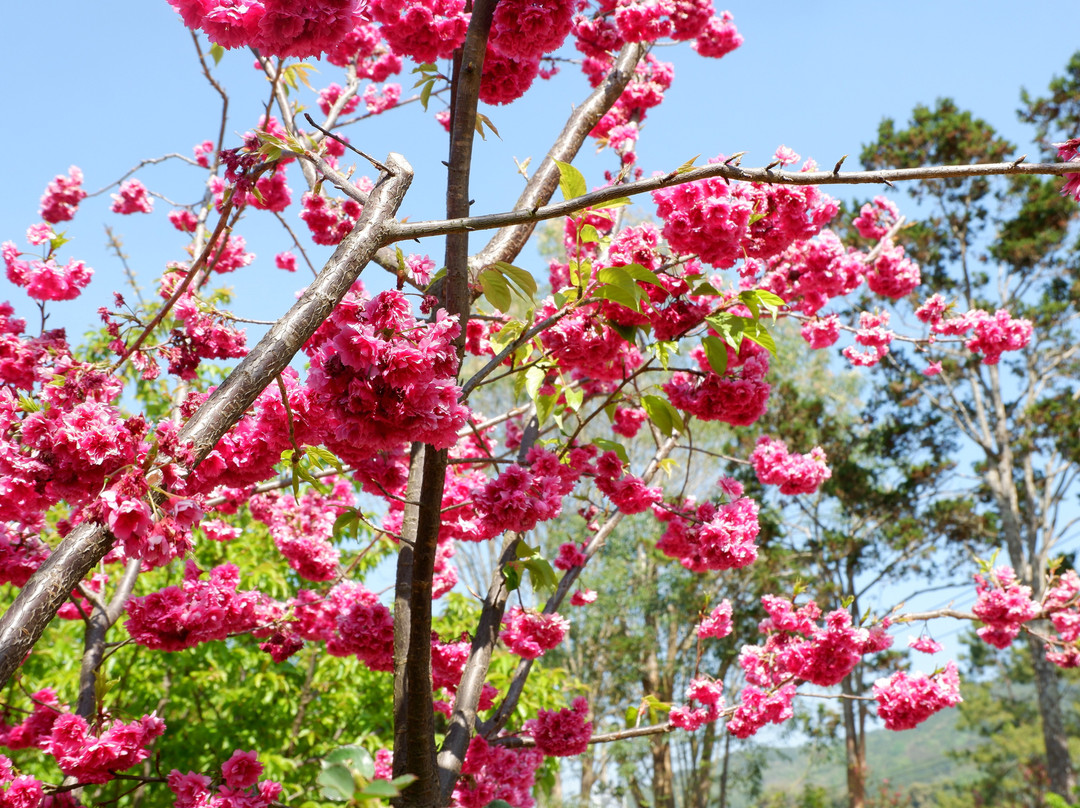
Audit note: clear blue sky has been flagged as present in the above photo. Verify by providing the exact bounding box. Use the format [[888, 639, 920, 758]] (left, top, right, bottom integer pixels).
[[3, 1, 1078, 339]]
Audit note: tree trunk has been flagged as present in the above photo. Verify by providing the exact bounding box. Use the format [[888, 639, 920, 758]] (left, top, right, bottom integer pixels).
[[1028, 631, 1077, 802], [841, 676, 867, 808]]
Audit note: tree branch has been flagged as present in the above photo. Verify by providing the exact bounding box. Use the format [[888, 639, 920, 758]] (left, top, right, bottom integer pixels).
[[391, 160, 1080, 244]]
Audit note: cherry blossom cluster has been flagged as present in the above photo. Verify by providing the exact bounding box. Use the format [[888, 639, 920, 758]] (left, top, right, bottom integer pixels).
[[0, 756, 43, 808], [110, 179, 154, 215], [654, 493, 760, 572], [167, 0, 366, 59], [670, 677, 725, 731], [872, 662, 962, 731], [652, 151, 837, 269], [2, 241, 93, 303], [47, 713, 165, 784], [169, 749, 282, 808], [719, 597, 894, 737], [842, 310, 894, 368], [697, 599, 733, 639], [452, 736, 543, 808], [125, 561, 276, 651], [663, 341, 771, 425], [750, 435, 831, 496], [501, 607, 569, 660], [249, 478, 352, 581], [536, 300, 643, 382], [283, 582, 394, 670], [0, 689, 61, 751], [971, 564, 1039, 650], [474, 448, 579, 536], [1056, 137, 1080, 200], [746, 230, 866, 318], [38, 166, 87, 223], [304, 287, 469, 463], [525, 696, 592, 757]]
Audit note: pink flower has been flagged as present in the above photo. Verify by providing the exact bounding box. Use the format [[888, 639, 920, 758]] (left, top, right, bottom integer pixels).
[[221, 750, 263, 789], [852, 196, 900, 240], [501, 607, 569, 659], [698, 600, 733, 639], [39, 166, 87, 223], [275, 251, 297, 272], [965, 309, 1033, 365], [773, 145, 800, 166], [873, 662, 961, 731], [571, 589, 597, 606], [800, 314, 841, 349], [25, 224, 54, 246], [750, 435, 831, 496], [1055, 137, 1080, 200], [655, 495, 760, 572], [110, 179, 154, 215], [526, 697, 592, 756], [972, 565, 1037, 649], [908, 635, 943, 654]]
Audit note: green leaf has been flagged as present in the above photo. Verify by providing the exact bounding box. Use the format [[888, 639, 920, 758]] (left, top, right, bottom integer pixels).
[[479, 268, 512, 312], [503, 564, 522, 592], [325, 744, 375, 778], [535, 392, 557, 426], [597, 283, 640, 312], [593, 196, 631, 210], [555, 160, 587, 201], [525, 365, 546, 402], [593, 437, 630, 466], [357, 780, 403, 798], [701, 335, 729, 376], [618, 263, 663, 286], [578, 223, 600, 244], [625, 705, 640, 727], [210, 43, 224, 66], [609, 322, 638, 344], [493, 262, 538, 298], [317, 765, 356, 802], [475, 112, 501, 141], [651, 340, 678, 370], [691, 281, 721, 296], [740, 318, 777, 356], [483, 802, 515, 808], [332, 510, 359, 541], [642, 394, 683, 437], [563, 385, 583, 412], [674, 154, 701, 175], [523, 558, 558, 593], [419, 78, 435, 110]]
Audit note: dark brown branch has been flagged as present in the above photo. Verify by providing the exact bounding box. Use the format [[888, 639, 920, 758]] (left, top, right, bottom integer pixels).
[[75, 559, 141, 720], [0, 153, 413, 693]]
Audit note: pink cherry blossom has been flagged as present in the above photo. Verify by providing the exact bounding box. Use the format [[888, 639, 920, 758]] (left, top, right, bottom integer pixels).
[[750, 435, 831, 496], [526, 697, 592, 757], [110, 179, 154, 215], [873, 662, 961, 731], [38, 166, 86, 224], [501, 608, 569, 659]]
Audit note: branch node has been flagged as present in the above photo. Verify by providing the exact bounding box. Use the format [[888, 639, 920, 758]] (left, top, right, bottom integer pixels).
[[833, 154, 848, 175], [1012, 154, 1028, 167]]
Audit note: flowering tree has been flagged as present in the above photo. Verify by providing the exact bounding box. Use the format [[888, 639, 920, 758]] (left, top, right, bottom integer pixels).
[[3, 3, 1080, 808]]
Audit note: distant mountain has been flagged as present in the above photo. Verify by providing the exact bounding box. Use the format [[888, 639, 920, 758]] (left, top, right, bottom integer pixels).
[[724, 709, 978, 807]]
